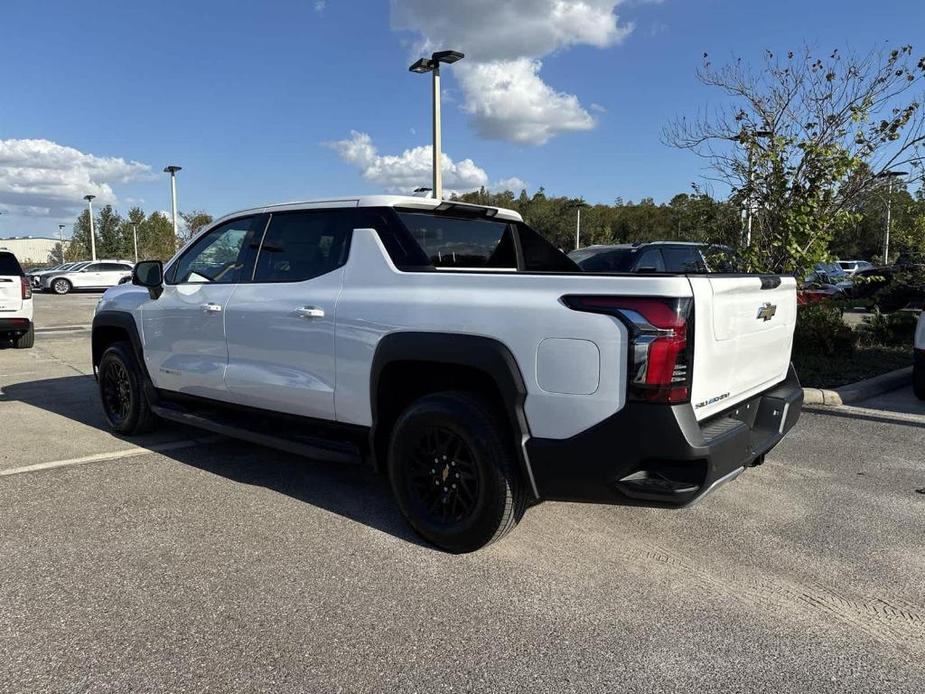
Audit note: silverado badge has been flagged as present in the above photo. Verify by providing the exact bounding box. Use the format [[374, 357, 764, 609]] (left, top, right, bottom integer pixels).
[[756, 302, 777, 322]]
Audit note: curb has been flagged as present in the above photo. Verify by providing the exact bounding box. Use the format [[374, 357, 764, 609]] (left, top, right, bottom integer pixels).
[[802, 366, 913, 407]]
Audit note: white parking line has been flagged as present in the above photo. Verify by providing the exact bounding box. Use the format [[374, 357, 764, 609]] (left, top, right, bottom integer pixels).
[[0, 437, 222, 478]]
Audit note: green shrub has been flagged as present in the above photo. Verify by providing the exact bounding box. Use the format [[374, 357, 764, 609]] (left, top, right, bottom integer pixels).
[[856, 308, 919, 347], [793, 304, 856, 356], [874, 267, 925, 313]]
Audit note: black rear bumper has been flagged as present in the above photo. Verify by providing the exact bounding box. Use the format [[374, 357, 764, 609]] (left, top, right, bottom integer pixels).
[[527, 365, 803, 506], [0, 317, 31, 335]]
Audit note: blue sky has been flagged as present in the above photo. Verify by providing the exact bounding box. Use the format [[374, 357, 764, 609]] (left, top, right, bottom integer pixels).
[[0, 0, 922, 237]]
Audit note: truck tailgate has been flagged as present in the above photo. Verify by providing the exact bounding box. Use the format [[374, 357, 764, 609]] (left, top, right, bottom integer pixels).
[[687, 275, 797, 421]]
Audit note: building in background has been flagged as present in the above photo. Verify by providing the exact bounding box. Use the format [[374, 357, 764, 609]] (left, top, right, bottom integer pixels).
[[0, 237, 67, 266]]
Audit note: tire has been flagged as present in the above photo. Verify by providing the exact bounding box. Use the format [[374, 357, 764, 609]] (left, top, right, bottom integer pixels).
[[915, 362, 925, 401], [98, 341, 158, 435], [52, 278, 72, 295], [12, 323, 34, 349], [387, 391, 527, 553]]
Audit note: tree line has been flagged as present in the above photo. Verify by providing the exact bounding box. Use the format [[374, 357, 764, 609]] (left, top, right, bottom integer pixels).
[[65, 206, 213, 263], [455, 184, 925, 264]]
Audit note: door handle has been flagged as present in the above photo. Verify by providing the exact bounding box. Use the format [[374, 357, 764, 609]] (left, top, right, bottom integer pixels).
[[295, 306, 325, 319], [201, 303, 223, 313]]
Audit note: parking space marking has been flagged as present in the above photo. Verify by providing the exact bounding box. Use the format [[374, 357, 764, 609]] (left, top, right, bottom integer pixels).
[[0, 436, 222, 478]]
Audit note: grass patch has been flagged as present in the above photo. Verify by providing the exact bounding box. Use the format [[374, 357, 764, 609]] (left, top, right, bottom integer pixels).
[[793, 345, 912, 389]]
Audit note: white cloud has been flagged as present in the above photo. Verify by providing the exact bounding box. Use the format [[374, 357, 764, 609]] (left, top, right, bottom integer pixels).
[[314, 1, 326, 14], [492, 177, 528, 193], [327, 130, 490, 193], [391, 1, 633, 144], [457, 59, 596, 145], [0, 139, 151, 218]]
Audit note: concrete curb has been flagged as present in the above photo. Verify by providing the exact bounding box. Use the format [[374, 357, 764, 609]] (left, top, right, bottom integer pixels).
[[802, 366, 913, 407]]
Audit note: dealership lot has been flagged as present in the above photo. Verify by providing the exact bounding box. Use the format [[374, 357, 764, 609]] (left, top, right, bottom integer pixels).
[[1, 294, 924, 692]]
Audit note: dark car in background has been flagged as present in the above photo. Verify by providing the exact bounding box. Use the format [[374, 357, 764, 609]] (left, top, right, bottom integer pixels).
[[568, 241, 742, 273]]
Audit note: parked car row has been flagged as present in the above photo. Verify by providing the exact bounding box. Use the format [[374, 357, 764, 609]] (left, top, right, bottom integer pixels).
[[568, 241, 742, 274], [27, 260, 134, 294]]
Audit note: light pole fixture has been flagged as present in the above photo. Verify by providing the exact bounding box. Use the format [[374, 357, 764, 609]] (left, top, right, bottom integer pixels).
[[409, 50, 464, 201], [164, 165, 182, 249], [83, 194, 97, 261], [877, 170, 907, 265], [571, 199, 590, 250]]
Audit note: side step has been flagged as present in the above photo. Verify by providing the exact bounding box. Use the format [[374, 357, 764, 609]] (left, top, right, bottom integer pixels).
[[151, 403, 363, 465]]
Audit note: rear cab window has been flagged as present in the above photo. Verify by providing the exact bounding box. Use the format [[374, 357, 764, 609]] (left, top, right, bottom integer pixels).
[[392, 209, 579, 272], [397, 212, 517, 270]]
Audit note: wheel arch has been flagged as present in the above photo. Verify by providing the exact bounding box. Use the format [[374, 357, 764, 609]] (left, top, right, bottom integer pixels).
[[369, 332, 538, 498], [92, 310, 149, 382]]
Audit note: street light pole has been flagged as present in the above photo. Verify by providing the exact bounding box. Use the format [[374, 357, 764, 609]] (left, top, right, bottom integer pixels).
[[576, 207, 581, 250], [132, 223, 138, 263], [83, 195, 96, 261], [57, 224, 66, 263], [164, 165, 182, 249], [410, 50, 464, 201], [878, 170, 908, 264]]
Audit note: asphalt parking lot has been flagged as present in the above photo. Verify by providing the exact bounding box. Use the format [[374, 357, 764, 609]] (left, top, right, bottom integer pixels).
[[1, 293, 924, 692]]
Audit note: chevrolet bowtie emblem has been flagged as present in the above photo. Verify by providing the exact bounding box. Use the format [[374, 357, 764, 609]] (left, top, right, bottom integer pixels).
[[757, 302, 777, 322]]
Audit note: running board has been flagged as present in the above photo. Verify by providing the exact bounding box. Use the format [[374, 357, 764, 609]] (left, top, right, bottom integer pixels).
[[150, 403, 362, 465]]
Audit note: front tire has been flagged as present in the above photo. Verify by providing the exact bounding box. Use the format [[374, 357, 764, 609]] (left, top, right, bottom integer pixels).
[[388, 391, 526, 553], [52, 278, 72, 295], [914, 361, 925, 401], [12, 323, 34, 349], [98, 341, 158, 435]]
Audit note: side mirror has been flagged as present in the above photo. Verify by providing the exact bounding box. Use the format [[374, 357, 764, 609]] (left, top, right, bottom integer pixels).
[[133, 260, 164, 299]]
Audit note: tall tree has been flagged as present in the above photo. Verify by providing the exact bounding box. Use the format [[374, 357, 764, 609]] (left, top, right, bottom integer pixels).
[[180, 210, 213, 244], [665, 45, 925, 272], [96, 205, 126, 259], [137, 211, 178, 261], [66, 209, 92, 261]]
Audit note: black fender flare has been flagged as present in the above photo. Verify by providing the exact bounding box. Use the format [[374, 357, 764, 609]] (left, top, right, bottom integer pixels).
[[369, 332, 538, 498], [91, 310, 150, 382]]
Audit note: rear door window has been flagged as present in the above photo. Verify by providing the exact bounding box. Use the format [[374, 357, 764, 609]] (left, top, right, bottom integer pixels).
[[251, 210, 351, 282]]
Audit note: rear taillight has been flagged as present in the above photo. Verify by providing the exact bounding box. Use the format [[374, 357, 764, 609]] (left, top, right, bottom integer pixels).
[[564, 295, 693, 404], [21, 276, 32, 300]]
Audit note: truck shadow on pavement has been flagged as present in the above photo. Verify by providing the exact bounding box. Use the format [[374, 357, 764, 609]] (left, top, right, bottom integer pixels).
[[1, 375, 426, 548]]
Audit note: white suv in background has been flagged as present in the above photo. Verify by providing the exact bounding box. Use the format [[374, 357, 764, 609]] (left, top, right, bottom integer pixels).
[[0, 251, 34, 349], [42, 260, 134, 294]]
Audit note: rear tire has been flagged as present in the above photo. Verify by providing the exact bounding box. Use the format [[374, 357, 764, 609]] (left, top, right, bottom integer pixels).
[[12, 323, 34, 349], [388, 391, 526, 553], [52, 278, 71, 295], [914, 362, 925, 401], [98, 341, 158, 435]]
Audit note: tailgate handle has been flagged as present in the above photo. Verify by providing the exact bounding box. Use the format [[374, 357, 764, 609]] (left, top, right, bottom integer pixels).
[[760, 276, 782, 290], [0, 278, 13, 282]]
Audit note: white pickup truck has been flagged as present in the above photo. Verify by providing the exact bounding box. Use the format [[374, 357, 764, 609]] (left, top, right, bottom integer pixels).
[[92, 196, 802, 552]]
